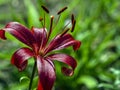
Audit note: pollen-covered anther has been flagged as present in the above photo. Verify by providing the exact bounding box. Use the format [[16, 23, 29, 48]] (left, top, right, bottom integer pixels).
[[50, 15, 54, 19]]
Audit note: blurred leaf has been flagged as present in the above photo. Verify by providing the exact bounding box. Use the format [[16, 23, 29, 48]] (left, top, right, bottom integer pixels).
[[0, 0, 10, 5], [24, 0, 39, 27], [77, 75, 98, 89], [98, 83, 114, 89]]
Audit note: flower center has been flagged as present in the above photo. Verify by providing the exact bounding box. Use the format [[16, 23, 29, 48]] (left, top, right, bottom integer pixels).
[[39, 49, 45, 57]]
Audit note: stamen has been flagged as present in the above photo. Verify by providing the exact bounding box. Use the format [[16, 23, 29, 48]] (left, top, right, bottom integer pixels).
[[41, 6, 49, 28], [43, 13, 46, 28], [60, 22, 71, 37], [50, 15, 54, 30], [41, 5, 49, 13], [57, 6, 68, 15], [53, 15, 60, 29], [48, 15, 54, 39], [53, 7, 68, 30], [60, 28, 70, 37], [71, 20, 76, 32]]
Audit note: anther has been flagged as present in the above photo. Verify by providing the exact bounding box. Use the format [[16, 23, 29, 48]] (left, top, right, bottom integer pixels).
[[71, 20, 76, 32], [41, 5, 49, 13], [57, 7, 68, 15], [71, 14, 75, 24]]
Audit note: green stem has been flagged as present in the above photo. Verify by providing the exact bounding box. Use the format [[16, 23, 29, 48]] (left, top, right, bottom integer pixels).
[[28, 60, 37, 90]]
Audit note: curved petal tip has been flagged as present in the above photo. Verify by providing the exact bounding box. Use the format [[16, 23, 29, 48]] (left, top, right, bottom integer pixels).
[[0, 30, 6, 40], [73, 40, 81, 51], [62, 67, 74, 76], [11, 48, 34, 71]]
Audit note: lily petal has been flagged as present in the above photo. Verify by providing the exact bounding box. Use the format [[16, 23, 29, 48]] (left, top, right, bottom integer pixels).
[[11, 47, 34, 71], [31, 27, 47, 50], [45, 34, 81, 54], [1, 22, 36, 47], [37, 56, 56, 90], [47, 53, 77, 76], [0, 30, 6, 39], [37, 80, 43, 90]]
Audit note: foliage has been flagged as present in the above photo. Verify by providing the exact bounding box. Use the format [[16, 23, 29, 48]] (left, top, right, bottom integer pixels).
[[0, 0, 120, 90]]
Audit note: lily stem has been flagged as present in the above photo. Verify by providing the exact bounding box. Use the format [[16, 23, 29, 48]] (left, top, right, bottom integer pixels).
[[28, 60, 37, 90]]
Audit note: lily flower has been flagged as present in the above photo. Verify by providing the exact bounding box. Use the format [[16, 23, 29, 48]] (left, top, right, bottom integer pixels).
[[0, 6, 81, 90]]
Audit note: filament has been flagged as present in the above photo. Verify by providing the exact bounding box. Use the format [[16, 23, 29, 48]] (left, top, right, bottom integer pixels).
[[60, 28, 70, 37], [39, 17, 44, 27], [47, 15, 54, 39]]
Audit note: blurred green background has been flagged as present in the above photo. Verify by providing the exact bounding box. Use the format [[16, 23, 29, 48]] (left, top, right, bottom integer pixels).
[[0, 0, 120, 90]]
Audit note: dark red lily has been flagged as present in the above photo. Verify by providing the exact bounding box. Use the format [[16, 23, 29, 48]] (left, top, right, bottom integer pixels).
[[0, 7, 81, 90]]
